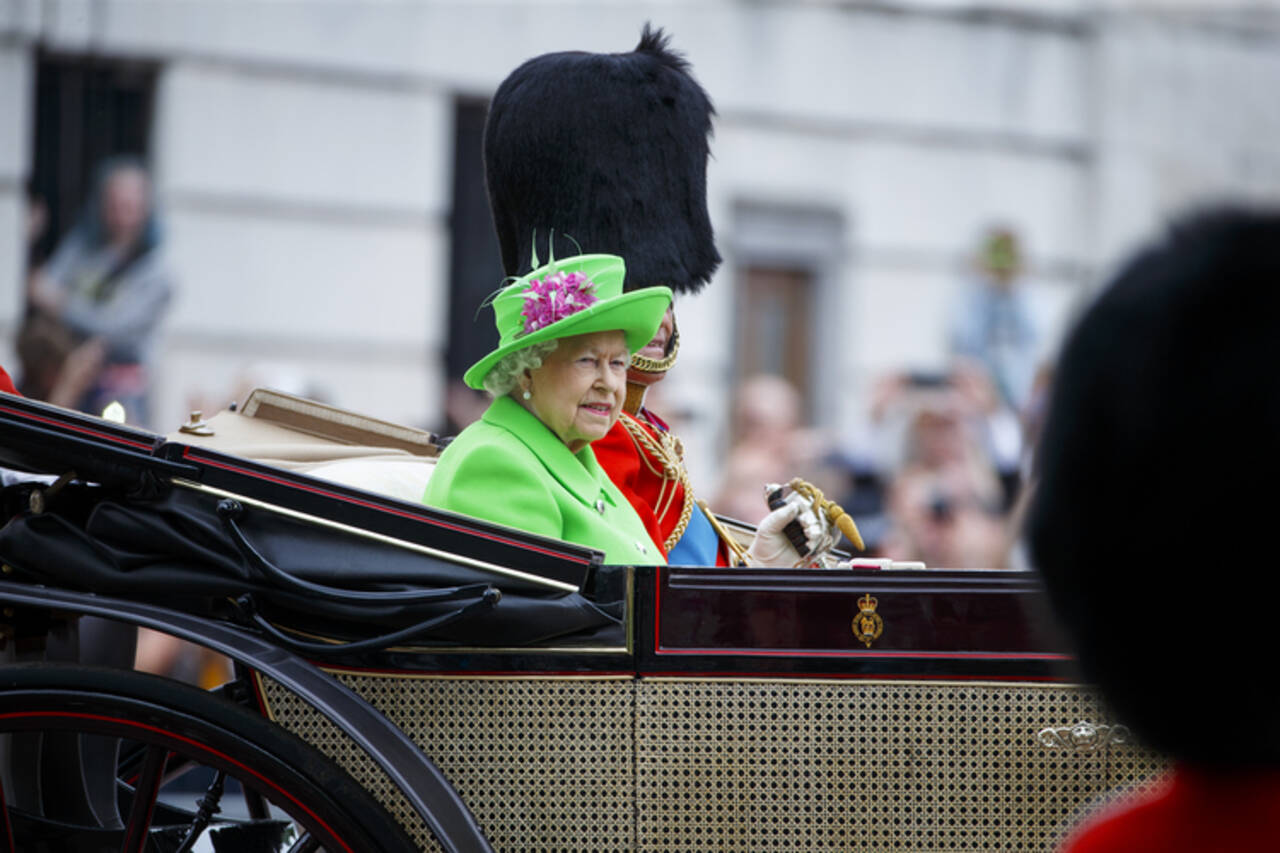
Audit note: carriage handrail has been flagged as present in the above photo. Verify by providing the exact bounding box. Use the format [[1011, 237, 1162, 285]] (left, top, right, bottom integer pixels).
[[216, 495, 500, 605], [175, 477, 579, 593]]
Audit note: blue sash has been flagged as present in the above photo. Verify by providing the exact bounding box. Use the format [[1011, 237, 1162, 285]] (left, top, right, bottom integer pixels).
[[666, 504, 720, 566]]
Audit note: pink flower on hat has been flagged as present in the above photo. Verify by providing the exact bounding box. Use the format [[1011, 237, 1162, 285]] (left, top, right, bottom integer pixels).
[[520, 270, 598, 335]]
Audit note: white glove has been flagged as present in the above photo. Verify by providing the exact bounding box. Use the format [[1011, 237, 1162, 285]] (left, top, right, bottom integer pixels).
[[744, 492, 827, 567]]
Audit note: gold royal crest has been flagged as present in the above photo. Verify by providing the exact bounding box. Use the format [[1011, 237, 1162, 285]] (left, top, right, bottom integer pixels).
[[852, 593, 884, 648]]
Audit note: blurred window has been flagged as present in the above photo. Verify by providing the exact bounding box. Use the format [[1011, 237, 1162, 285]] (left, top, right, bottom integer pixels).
[[737, 265, 813, 411], [31, 51, 159, 267], [730, 205, 844, 442], [445, 97, 503, 385]]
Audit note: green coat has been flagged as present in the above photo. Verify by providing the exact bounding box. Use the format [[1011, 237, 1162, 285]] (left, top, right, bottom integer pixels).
[[423, 395, 664, 566]]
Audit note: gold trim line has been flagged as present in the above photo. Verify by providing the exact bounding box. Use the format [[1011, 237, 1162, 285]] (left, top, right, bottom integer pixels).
[[267, 618, 627, 655], [638, 675, 1092, 688], [253, 670, 277, 720], [324, 670, 637, 682], [170, 477, 578, 592]]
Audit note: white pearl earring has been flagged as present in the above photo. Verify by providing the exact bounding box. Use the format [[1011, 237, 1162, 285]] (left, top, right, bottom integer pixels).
[[522, 389, 532, 401]]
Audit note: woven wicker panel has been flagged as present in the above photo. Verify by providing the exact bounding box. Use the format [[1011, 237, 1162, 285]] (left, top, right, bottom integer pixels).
[[634, 680, 1167, 852], [257, 674, 444, 852], [333, 673, 636, 852], [263, 672, 1167, 852]]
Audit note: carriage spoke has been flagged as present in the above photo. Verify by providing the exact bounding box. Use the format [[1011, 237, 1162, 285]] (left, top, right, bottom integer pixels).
[[120, 744, 168, 853], [173, 770, 226, 853], [0, 776, 15, 853], [285, 833, 322, 853], [245, 783, 271, 820]]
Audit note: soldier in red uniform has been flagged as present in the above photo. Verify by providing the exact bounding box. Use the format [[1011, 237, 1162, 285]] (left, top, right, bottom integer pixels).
[[595, 305, 711, 563], [1028, 209, 1280, 852], [483, 25, 821, 566]]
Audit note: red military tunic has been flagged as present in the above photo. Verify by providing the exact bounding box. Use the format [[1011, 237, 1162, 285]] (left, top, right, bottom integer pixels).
[[594, 408, 727, 565]]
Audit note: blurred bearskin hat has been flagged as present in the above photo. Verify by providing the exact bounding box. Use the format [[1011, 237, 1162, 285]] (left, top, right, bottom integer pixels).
[[1027, 207, 1280, 766], [484, 23, 721, 295]]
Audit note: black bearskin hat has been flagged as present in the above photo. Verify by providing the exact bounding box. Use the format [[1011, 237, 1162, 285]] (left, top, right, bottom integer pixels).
[[1026, 207, 1280, 767], [484, 23, 720, 294]]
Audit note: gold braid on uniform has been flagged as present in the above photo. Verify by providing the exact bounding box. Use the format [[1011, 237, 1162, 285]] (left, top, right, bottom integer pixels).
[[696, 499, 751, 566], [619, 412, 695, 552], [786, 477, 866, 552]]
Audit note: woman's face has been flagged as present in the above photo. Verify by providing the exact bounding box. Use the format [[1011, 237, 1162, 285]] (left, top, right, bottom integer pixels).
[[102, 167, 151, 248], [523, 330, 629, 453]]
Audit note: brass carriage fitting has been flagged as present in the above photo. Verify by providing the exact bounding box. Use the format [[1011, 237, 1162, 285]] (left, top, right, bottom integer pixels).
[[180, 410, 215, 436], [27, 470, 77, 515]]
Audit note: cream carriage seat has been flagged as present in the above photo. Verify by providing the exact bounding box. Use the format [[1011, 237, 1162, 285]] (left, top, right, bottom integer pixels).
[[169, 388, 441, 504]]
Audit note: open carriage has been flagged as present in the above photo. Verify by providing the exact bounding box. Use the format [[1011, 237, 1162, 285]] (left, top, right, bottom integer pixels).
[[0, 390, 1164, 852]]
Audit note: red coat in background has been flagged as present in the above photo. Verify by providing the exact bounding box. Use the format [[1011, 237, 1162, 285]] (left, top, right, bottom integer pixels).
[[0, 366, 19, 396]]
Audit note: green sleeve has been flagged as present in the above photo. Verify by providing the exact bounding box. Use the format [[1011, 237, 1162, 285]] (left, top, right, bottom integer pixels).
[[428, 440, 564, 541]]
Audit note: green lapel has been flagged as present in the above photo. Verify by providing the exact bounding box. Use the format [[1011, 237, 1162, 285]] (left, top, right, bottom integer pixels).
[[481, 396, 613, 510]]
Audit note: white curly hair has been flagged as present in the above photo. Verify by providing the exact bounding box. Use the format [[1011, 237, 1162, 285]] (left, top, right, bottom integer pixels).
[[483, 340, 559, 397]]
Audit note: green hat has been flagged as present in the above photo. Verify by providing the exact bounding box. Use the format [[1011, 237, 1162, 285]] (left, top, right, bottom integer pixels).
[[464, 254, 672, 390]]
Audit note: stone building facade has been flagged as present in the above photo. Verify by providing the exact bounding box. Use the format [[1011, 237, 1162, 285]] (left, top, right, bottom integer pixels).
[[2, 1, 1278, 487]]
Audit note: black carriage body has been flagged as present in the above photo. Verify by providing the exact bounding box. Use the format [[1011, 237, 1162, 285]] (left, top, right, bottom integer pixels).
[[0, 395, 1165, 852]]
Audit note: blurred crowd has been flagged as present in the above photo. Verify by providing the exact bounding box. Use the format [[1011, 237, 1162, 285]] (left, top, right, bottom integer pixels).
[[8, 158, 1049, 572], [0, 161, 1070, 703], [709, 227, 1051, 570], [8, 155, 1047, 576]]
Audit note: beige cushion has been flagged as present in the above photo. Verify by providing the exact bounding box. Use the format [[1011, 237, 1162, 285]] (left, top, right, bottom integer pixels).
[[167, 389, 442, 502], [304, 455, 436, 503]]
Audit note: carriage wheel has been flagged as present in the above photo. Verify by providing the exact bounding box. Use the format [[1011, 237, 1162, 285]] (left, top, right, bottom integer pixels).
[[0, 663, 420, 853]]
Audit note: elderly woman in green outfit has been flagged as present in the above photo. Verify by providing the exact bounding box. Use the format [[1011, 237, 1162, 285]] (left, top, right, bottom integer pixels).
[[424, 254, 674, 564]]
